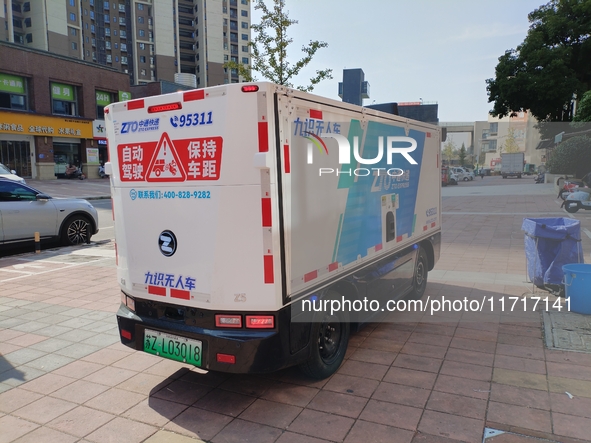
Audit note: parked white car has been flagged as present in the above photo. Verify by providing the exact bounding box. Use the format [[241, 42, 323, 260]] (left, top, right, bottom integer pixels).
[[0, 163, 26, 184], [451, 167, 474, 181]]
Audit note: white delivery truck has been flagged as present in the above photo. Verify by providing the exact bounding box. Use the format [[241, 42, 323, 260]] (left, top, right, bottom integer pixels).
[[104, 82, 441, 379], [501, 152, 525, 178]]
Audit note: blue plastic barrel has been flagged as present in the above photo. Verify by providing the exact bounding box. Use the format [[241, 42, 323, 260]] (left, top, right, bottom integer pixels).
[[563, 263, 591, 315]]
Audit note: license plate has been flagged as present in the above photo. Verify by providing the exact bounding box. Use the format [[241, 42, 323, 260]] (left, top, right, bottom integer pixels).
[[144, 329, 202, 366]]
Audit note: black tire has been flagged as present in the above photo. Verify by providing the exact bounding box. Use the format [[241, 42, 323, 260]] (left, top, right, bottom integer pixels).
[[407, 247, 428, 300], [61, 215, 92, 245], [463, 177, 469, 181], [564, 202, 580, 214], [299, 292, 350, 379]]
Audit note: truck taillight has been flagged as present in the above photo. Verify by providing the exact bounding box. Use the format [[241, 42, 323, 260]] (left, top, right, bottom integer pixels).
[[245, 315, 274, 329], [148, 102, 182, 113], [241, 85, 259, 93], [215, 315, 242, 328], [217, 353, 236, 364]]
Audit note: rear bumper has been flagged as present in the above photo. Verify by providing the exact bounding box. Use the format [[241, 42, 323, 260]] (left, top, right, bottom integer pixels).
[[116, 300, 310, 374]]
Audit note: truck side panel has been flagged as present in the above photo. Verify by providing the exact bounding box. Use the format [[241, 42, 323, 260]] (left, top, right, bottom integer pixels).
[[276, 92, 441, 298]]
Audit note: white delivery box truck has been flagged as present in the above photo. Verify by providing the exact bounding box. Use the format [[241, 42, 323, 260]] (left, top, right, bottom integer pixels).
[[104, 82, 441, 379], [501, 152, 525, 178]]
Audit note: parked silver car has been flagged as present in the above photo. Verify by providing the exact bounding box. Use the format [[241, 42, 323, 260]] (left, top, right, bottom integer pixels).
[[0, 179, 99, 246], [0, 163, 26, 184]]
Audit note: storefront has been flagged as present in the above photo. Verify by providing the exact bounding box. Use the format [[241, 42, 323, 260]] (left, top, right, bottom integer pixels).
[[0, 111, 93, 179]]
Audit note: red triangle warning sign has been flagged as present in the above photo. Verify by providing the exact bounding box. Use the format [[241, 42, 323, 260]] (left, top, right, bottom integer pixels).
[[146, 132, 186, 182]]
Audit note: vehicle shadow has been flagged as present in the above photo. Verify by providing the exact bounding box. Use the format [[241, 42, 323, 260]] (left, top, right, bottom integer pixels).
[[0, 354, 25, 384]]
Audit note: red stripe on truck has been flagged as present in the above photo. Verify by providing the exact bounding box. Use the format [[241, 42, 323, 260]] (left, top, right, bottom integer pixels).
[[284, 144, 291, 173], [304, 270, 318, 282], [171, 289, 190, 300], [264, 255, 274, 283], [261, 198, 272, 227], [375, 243, 383, 251], [127, 99, 145, 110], [184, 90, 205, 101], [328, 262, 339, 272], [148, 286, 166, 296], [310, 109, 323, 119], [258, 122, 269, 152]]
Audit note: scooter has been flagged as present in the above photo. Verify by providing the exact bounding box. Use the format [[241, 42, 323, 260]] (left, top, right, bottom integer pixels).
[[558, 178, 587, 199], [562, 189, 591, 213], [534, 171, 545, 184], [98, 164, 108, 178]]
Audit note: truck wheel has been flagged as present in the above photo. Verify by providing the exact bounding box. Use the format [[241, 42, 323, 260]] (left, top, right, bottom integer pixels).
[[299, 293, 350, 379], [407, 247, 428, 300], [61, 215, 92, 245], [565, 202, 580, 214]]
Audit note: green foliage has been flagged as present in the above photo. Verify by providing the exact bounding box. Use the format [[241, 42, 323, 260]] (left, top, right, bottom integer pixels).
[[442, 140, 456, 164], [546, 135, 591, 177], [225, 0, 332, 91], [459, 143, 466, 166], [486, 0, 591, 123], [573, 90, 591, 122], [504, 128, 521, 153]]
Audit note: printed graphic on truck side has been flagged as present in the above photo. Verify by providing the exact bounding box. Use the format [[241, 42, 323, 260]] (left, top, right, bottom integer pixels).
[[288, 113, 436, 294], [116, 132, 223, 182]]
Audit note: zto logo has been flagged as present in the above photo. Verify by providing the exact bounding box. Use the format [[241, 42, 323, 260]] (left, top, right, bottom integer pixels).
[[158, 230, 177, 257]]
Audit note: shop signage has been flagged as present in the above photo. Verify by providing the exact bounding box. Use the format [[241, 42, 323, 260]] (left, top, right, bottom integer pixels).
[[0, 111, 93, 138], [0, 73, 25, 94], [51, 82, 75, 101]]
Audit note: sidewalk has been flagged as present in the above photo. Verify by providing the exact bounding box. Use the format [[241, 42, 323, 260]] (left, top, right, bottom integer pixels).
[[1, 179, 591, 442], [26, 178, 111, 200]]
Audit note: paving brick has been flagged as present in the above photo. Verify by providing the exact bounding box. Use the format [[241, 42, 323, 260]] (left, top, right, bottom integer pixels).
[[12, 396, 77, 424], [345, 420, 414, 443], [84, 387, 145, 415], [492, 368, 548, 391], [163, 407, 233, 441], [151, 379, 212, 405], [85, 416, 157, 443], [372, 381, 431, 409], [0, 415, 40, 442], [418, 410, 484, 442], [194, 388, 256, 417], [239, 398, 301, 428], [360, 399, 423, 431], [433, 374, 491, 400], [0, 388, 43, 413], [348, 347, 397, 366], [307, 389, 368, 418], [323, 374, 380, 398], [383, 367, 437, 390], [122, 398, 188, 427], [392, 353, 443, 373], [47, 405, 115, 438], [440, 359, 493, 381], [338, 359, 389, 380], [552, 412, 591, 441], [487, 401, 552, 434], [288, 408, 355, 441]]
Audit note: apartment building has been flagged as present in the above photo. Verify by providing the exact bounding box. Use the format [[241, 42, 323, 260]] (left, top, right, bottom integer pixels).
[[1, 0, 251, 87], [0, 41, 130, 179]]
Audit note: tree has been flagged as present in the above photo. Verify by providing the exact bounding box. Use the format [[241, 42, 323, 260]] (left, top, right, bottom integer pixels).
[[225, 0, 333, 92], [486, 0, 591, 126], [573, 90, 591, 123], [442, 140, 456, 165], [459, 143, 466, 166], [503, 128, 521, 153], [546, 135, 591, 177]]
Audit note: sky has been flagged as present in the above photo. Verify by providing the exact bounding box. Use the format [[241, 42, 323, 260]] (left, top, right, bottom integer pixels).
[[250, 0, 547, 123]]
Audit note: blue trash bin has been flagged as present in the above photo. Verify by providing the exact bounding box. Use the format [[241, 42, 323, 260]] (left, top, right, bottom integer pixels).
[[563, 263, 591, 314], [522, 218, 583, 291]]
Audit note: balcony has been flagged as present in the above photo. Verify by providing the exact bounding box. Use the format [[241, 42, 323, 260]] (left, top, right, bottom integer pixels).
[[119, 4, 125, 12]]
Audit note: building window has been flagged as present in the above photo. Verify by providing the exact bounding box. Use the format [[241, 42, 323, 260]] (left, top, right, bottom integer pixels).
[[25, 34, 32, 43], [242, 45, 248, 52], [104, 1, 109, 9], [96, 90, 111, 119], [490, 122, 498, 134], [25, 18, 32, 27], [72, 42, 77, 50], [70, 27, 76, 36], [150, 57, 154, 65], [23, 2, 30, 12], [121, 56, 127, 64], [91, 24, 95, 33], [115, 56, 119, 62], [90, 10, 94, 19], [121, 43, 126, 51], [140, 56, 146, 63], [241, 0, 247, 4], [139, 29, 145, 37], [489, 140, 497, 151], [113, 17, 117, 23], [139, 43, 145, 50], [104, 14, 110, 22], [241, 34, 248, 40], [120, 30, 126, 38], [241, 21, 248, 28], [242, 57, 248, 64], [69, 12, 76, 21], [138, 16, 144, 24], [0, 73, 28, 111], [224, 54, 228, 61], [138, 3, 144, 10], [106, 41, 111, 49], [114, 29, 117, 36], [140, 69, 146, 76], [106, 54, 112, 62], [482, 129, 489, 140], [86, 36, 89, 43], [149, 31, 153, 41], [241, 10, 248, 16], [51, 82, 77, 116], [92, 38, 96, 46], [105, 27, 110, 36], [114, 42, 118, 49], [69, 0, 75, 6]]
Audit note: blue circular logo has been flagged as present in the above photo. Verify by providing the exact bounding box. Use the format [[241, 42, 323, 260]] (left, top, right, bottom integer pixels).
[[130, 189, 137, 200], [159, 230, 177, 257]]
